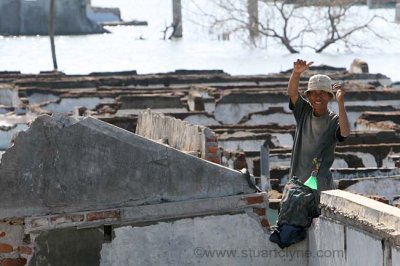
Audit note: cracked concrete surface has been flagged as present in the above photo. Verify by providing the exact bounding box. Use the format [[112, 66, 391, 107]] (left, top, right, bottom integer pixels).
[[0, 114, 254, 219]]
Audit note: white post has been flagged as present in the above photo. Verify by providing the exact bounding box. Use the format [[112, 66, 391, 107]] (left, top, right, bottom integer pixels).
[[260, 141, 270, 192]]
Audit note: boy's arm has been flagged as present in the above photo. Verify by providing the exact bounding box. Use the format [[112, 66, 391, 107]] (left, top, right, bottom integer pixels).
[[288, 59, 313, 106], [334, 83, 350, 138]]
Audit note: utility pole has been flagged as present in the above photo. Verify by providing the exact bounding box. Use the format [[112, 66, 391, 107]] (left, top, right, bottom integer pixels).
[[49, 0, 58, 71], [172, 0, 183, 38]]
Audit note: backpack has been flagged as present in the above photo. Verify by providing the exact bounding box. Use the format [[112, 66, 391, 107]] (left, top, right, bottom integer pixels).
[[269, 177, 320, 248], [278, 177, 320, 228]]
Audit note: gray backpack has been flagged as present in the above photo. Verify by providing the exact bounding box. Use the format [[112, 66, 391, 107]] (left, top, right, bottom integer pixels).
[[278, 176, 320, 228]]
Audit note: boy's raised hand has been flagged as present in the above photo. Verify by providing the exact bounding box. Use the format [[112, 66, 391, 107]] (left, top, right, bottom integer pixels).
[[333, 82, 346, 103], [293, 59, 313, 74]]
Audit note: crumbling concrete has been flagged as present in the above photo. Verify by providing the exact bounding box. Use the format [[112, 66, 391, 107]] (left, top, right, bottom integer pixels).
[[1, 65, 400, 194], [0, 113, 263, 265], [0, 81, 399, 265], [321, 190, 400, 241], [136, 109, 221, 163], [0, 114, 254, 219], [308, 190, 400, 266]]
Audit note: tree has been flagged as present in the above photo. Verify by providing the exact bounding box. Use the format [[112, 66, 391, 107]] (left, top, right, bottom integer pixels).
[[187, 0, 388, 53]]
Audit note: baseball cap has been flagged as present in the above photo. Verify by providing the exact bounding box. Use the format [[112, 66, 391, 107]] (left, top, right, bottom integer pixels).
[[305, 74, 334, 98]]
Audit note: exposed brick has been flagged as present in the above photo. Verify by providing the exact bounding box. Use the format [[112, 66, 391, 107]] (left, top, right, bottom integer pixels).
[[1, 258, 27, 266], [0, 232, 5, 238], [206, 157, 221, 164], [50, 214, 84, 225], [243, 195, 264, 205], [30, 218, 49, 228], [0, 243, 13, 253], [253, 208, 266, 216], [207, 146, 219, 154], [261, 218, 270, 229], [6, 218, 24, 226], [87, 210, 120, 222], [17, 246, 32, 255], [367, 195, 389, 204]]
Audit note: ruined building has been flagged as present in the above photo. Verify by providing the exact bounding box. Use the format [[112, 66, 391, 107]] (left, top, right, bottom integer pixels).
[[0, 63, 399, 265], [0, 0, 106, 35]]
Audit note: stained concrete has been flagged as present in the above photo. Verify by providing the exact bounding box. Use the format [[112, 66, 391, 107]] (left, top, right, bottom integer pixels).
[[308, 218, 346, 266], [0, 114, 254, 219], [346, 227, 383, 266], [30, 227, 103, 266], [393, 246, 400, 265]]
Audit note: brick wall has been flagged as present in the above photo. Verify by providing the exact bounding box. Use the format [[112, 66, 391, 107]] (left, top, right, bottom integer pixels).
[[244, 193, 270, 231], [0, 219, 31, 266]]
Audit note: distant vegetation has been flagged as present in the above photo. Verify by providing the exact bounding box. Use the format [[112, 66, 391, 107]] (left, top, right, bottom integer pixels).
[[187, 0, 391, 53]]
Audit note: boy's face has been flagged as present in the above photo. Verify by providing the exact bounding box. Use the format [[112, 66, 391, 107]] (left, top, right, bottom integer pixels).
[[306, 90, 332, 115]]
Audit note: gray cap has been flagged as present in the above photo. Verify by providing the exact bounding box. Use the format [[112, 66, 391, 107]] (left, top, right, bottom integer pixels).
[[305, 74, 334, 98]]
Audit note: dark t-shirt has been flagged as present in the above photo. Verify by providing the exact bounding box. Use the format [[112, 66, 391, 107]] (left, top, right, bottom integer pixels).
[[289, 96, 345, 191]]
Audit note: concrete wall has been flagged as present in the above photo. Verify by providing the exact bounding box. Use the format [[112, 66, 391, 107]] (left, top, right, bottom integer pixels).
[[99, 190, 400, 266], [100, 213, 307, 266], [0, 0, 106, 35], [0, 192, 269, 265], [0, 114, 253, 219], [315, 190, 400, 266]]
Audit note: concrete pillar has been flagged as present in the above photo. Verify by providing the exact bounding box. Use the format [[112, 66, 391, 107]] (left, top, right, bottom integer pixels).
[[172, 0, 182, 38], [396, 3, 400, 22], [260, 141, 270, 192], [0, 85, 21, 107], [247, 0, 259, 41]]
